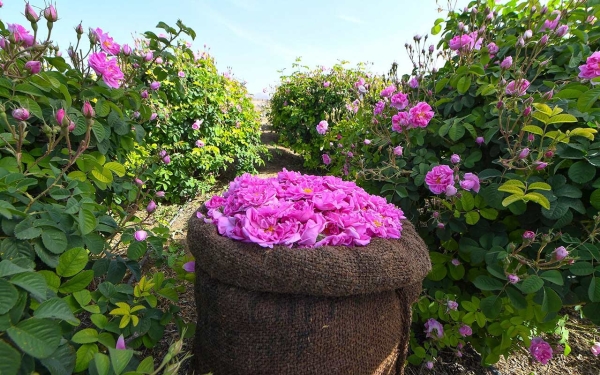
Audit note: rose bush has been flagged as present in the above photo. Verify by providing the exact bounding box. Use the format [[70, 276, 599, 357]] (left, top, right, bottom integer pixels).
[[270, 0, 600, 368], [268, 60, 377, 169], [126, 37, 267, 203], [0, 3, 207, 374]]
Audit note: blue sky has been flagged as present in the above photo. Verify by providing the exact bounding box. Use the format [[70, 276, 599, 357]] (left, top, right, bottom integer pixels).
[[1, 0, 470, 97]]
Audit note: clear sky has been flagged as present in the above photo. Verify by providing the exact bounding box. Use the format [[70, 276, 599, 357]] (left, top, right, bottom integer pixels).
[[1, 0, 470, 97]]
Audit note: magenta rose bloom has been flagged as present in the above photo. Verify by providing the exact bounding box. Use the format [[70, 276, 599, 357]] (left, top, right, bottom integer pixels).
[[459, 325, 472, 337], [12, 108, 30, 121], [8, 23, 35, 47], [322, 154, 331, 165], [459, 173, 480, 193], [390, 92, 409, 110], [578, 51, 600, 82], [505, 79, 530, 96], [134, 230, 148, 241], [425, 165, 455, 195], [529, 337, 553, 365], [553, 246, 568, 260], [507, 274, 520, 284], [316, 120, 328, 135], [380, 84, 396, 98], [183, 261, 195, 272], [591, 342, 600, 356], [24, 60, 41, 74], [448, 34, 473, 51], [95, 28, 121, 55], [150, 81, 161, 90], [392, 111, 410, 132], [424, 318, 444, 339], [409, 102, 434, 127]]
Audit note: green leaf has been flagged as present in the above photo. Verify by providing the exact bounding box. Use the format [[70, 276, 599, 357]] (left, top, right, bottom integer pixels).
[[74, 343, 98, 373], [523, 192, 550, 209], [540, 270, 564, 286], [40, 342, 77, 375], [522, 125, 544, 136], [528, 182, 551, 191], [479, 207, 498, 220], [502, 194, 524, 207], [533, 103, 553, 115], [108, 347, 134, 375], [570, 262, 594, 276], [0, 259, 31, 277], [457, 76, 471, 94], [464, 211, 480, 225], [104, 162, 126, 177], [505, 286, 527, 310], [59, 270, 94, 294], [14, 218, 42, 240], [34, 297, 79, 325], [448, 123, 465, 141], [460, 192, 475, 211], [0, 339, 21, 375], [10, 272, 48, 301], [519, 275, 544, 294], [577, 87, 600, 112], [127, 241, 147, 261], [547, 113, 578, 124], [57, 247, 89, 277], [590, 189, 600, 209], [568, 161, 596, 184], [542, 287, 562, 313], [72, 328, 99, 344], [42, 229, 68, 254], [435, 78, 449, 93], [6, 318, 61, 359], [90, 314, 108, 329], [532, 111, 549, 124], [480, 295, 502, 319], [92, 353, 111, 375], [473, 275, 504, 291], [79, 209, 98, 235], [0, 279, 19, 314], [589, 277, 600, 303]]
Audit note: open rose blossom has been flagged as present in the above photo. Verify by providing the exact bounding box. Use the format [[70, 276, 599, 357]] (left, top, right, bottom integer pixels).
[[202, 170, 406, 248], [529, 337, 553, 364]]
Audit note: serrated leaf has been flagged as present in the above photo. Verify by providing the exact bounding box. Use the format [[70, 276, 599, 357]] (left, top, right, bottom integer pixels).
[[109, 347, 134, 375], [78, 209, 98, 235], [74, 343, 98, 373], [502, 194, 524, 207], [519, 275, 544, 294], [528, 182, 551, 191], [34, 297, 79, 325], [568, 161, 596, 184], [540, 270, 564, 286], [533, 103, 553, 115], [577, 87, 600, 112], [57, 247, 88, 277], [7, 318, 61, 359], [0, 278, 19, 314], [59, 270, 94, 293], [104, 162, 126, 177], [547, 113, 578, 124], [0, 340, 21, 375], [522, 125, 544, 136], [92, 353, 111, 375], [91, 167, 113, 184], [42, 229, 68, 254], [473, 275, 504, 291], [10, 272, 48, 301], [532, 111, 549, 124], [72, 328, 99, 344], [523, 192, 550, 209], [465, 211, 480, 225]]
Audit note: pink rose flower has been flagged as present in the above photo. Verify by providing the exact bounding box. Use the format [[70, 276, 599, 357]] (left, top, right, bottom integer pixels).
[[7, 24, 35, 47], [449, 34, 473, 51], [529, 337, 553, 365], [409, 102, 434, 127], [459, 325, 472, 337], [508, 274, 520, 284], [380, 84, 396, 98], [505, 79, 530, 96], [12, 108, 30, 121], [393, 145, 403, 156], [316, 120, 328, 135], [578, 51, 600, 82], [94, 28, 120, 55], [424, 318, 444, 339], [426, 165, 455, 195], [450, 154, 461, 164], [195, 140, 205, 148], [322, 154, 331, 165], [408, 77, 419, 88], [500, 56, 513, 69], [591, 342, 600, 356], [447, 300, 458, 310], [553, 246, 568, 260], [178, 71, 185, 77], [523, 230, 536, 240], [183, 261, 195, 272], [134, 230, 148, 241], [24, 60, 41, 74], [459, 173, 480, 193], [390, 92, 409, 110], [150, 81, 161, 90], [323, 81, 330, 87], [147, 200, 157, 213], [392, 111, 410, 132]]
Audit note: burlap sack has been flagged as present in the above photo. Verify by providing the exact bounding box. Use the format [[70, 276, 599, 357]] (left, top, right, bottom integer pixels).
[[188, 207, 431, 375]]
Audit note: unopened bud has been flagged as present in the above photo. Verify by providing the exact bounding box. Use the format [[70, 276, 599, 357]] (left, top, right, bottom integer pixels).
[[43, 5, 58, 22], [25, 2, 40, 23], [82, 101, 95, 118]]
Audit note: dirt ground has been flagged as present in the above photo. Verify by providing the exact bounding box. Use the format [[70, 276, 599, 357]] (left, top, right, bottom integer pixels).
[[146, 99, 600, 375]]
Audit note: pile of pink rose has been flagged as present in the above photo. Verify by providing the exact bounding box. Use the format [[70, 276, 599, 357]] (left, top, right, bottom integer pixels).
[[201, 169, 406, 248]]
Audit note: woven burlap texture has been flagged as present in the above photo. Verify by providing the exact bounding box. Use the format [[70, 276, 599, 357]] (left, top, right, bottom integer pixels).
[[188, 206, 431, 375]]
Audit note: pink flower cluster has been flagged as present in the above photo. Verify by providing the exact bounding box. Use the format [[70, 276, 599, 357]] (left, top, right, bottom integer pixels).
[[203, 170, 406, 248], [448, 31, 482, 53], [88, 52, 124, 89], [425, 165, 480, 196], [391, 102, 435, 131]]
